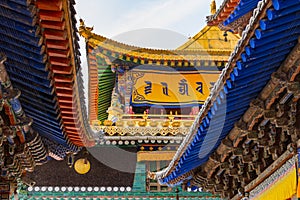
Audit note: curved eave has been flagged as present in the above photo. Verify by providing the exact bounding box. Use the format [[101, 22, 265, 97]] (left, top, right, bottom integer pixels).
[[0, 0, 74, 149], [79, 25, 234, 64], [207, 0, 240, 26], [36, 0, 95, 147], [223, 0, 261, 27], [0, 0, 94, 150], [86, 48, 115, 122], [0, 58, 48, 165], [157, 0, 300, 189], [86, 49, 99, 122]]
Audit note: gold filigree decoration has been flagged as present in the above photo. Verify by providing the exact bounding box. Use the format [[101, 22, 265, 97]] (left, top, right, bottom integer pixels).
[[130, 71, 145, 85], [132, 89, 145, 101], [104, 126, 189, 136]]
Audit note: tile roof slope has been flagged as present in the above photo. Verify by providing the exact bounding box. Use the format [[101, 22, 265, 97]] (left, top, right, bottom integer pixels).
[[207, 0, 241, 26], [0, 0, 75, 150], [223, 0, 261, 26], [0, 0, 96, 158], [35, 0, 95, 148], [0, 55, 48, 198], [79, 22, 238, 64], [154, 0, 300, 190], [177, 25, 239, 51]]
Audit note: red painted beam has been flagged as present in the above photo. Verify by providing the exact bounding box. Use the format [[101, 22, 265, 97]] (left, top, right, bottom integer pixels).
[[59, 105, 76, 111], [41, 20, 65, 30], [66, 137, 81, 142], [61, 110, 76, 115], [39, 10, 63, 22], [46, 40, 69, 50], [53, 75, 74, 82], [54, 82, 73, 90], [65, 124, 82, 130], [65, 132, 82, 138], [52, 65, 73, 74], [61, 115, 76, 120], [36, 0, 63, 11], [56, 90, 73, 97], [49, 57, 70, 66], [48, 49, 69, 58], [63, 120, 81, 126], [44, 30, 67, 40]]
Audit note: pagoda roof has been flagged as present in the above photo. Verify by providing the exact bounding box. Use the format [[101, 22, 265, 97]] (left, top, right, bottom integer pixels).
[[0, 0, 95, 152], [0, 56, 48, 189], [82, 21, 239, 122], [80, 22, 239, 64], [207, 0, 261, 34], [177, 25, 239, 51], [154, 0, 300, 198], [207, 0, 240, 26], [223, 0, 261, 26]]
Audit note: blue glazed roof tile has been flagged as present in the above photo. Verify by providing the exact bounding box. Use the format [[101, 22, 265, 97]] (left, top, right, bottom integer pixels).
[[224, 0, 261, 26], [0, 0, 76, 149], [158, 0, 300, 186]]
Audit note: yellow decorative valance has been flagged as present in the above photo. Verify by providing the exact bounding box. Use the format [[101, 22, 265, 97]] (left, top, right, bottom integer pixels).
[[131, 69, 219, 107]]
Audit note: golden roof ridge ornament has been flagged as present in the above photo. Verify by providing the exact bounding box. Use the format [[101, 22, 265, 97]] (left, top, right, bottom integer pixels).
[[211, 0, 216, 15], [79, 17, 239, 61], [79, 18, 94, 39]]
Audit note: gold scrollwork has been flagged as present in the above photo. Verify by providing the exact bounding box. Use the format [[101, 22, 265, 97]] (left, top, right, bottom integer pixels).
[[102, 125, 190, 137]]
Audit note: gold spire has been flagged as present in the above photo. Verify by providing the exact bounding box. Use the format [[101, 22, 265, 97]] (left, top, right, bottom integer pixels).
[[210, 0, 216, 15]]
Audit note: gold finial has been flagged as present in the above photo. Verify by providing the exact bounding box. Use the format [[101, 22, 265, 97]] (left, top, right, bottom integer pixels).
[[79, 18, 85, 27], [210, 0, 216, 15], [168, 111, 174, 123], [143, 111, 148, 121], [79, 19, 94, 39]]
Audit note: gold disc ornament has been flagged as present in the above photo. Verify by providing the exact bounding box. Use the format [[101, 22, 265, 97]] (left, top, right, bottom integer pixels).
[[74, 158, 90, 175]]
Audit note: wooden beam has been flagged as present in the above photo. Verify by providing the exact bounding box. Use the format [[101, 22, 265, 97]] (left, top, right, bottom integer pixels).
[[36, 0, 62, 11], [245, 148, 295, 192], [39, 10, 64, 22]]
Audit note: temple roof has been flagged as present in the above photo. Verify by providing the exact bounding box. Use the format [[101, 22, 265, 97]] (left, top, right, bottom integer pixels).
[[0, 0, 95, 152], [206, 0, 261, 35], [206, 0, 240, 26], [177, 25, 239, 51], [79, 21, 239, 63], [0, 55, 48, 193], [81, 20, 239, 123], [223, 0, 261, 26], [154, 0, 300, 198]]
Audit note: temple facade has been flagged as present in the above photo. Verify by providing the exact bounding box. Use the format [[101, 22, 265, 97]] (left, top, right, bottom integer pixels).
[[1, 0, 300, 199], [74, 3, 238, 198], [0, 0, 238, 199]]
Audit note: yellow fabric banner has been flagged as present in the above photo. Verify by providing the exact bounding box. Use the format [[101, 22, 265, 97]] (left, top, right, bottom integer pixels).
[[130, 69, 220, 107], [255, 165, 297, 200]]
